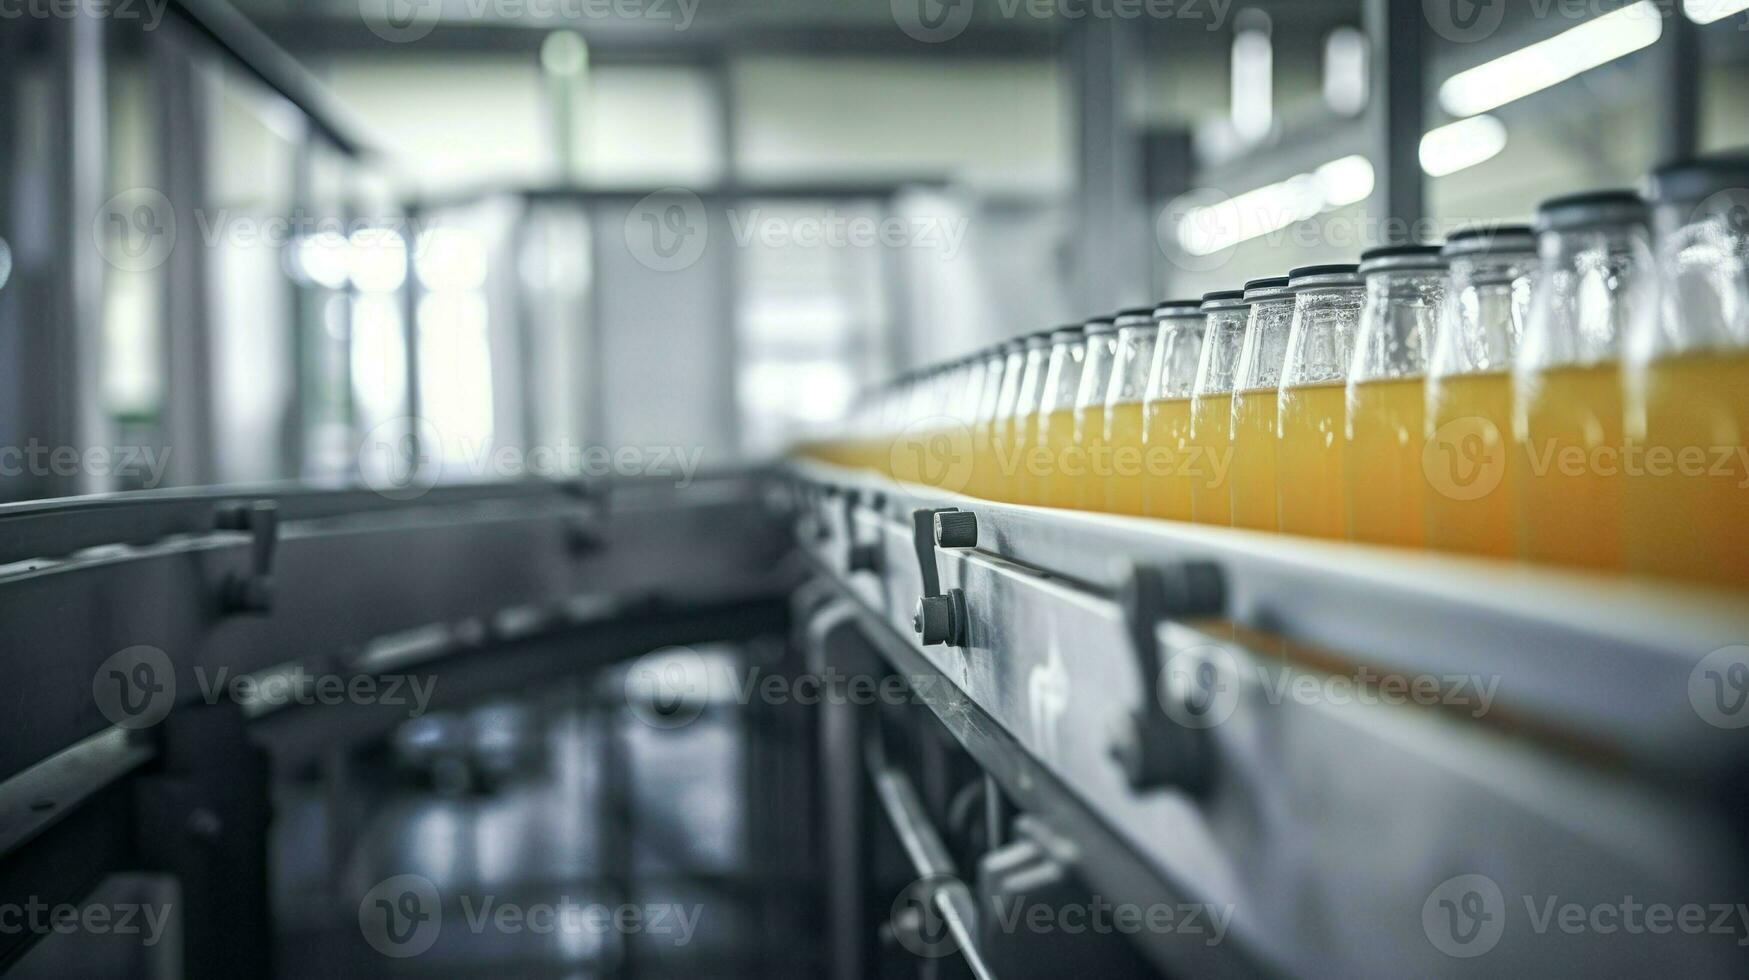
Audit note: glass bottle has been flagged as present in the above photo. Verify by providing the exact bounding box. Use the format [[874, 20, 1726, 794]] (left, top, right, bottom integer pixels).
[[1104, 307, 1166, 515], [1276, 264, 1364, 538], [1515, 190, 1652, 570], [1000, 329, 1055, 504], [1624, 158, 1749, 588], [1425, 225, 1537, 557], [1347, 245, 1447, 547], [1189, 290, 1251, 525], [1139, 301, 1205, 521], [970, 340, 1016, 499], [1035, 323, 1091, 508], [1075, 312, 1131, 511], [1229, 276, 1295, 531]]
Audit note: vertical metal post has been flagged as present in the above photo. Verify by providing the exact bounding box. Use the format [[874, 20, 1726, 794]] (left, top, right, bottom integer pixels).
[[712, 54, 744, 453], [285, 134, 313, 480], [156, 29, 217, 487], [1364, 0, 1427, 242], [512, 199, 541, 455], [401, 201, 425, 463], [134, 701, 273, 979], [5, 16, 111, 500], [1072, 18, 1150, 312], [1655, 1, 1701, 161], [879, 204, 914, 373]]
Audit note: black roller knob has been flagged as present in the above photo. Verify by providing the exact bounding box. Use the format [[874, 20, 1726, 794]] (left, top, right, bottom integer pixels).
[[848, 543, 882, 574], [914, 592, 970, 647], [933, 510, 978, 549]]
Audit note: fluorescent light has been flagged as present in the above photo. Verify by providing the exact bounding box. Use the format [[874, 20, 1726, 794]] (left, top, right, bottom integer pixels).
[[1438, 1, 1662, 117], [1420, 115, 1509, 177], [1686, 0, 1749, 23], [1176, 155, 1375, 256], [1322, 26, 1369, 117], [1231, 27, 1274, 143]]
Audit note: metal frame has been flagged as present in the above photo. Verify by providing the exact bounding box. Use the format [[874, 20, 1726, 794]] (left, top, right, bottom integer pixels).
[[790, 458, 1749, 977], [0, 470, 793, 974]]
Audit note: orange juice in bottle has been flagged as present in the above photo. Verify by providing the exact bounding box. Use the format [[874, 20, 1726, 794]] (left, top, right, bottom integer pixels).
[[1075, 313, 1127, 511], [1624, 159, 1749, 589], [1346, 245, 1447, 548], [998, 330, 1052, 503], [1140, 300, 1206, 520], [1188, 290, 1250, 525], [1034, 324, 1088, 508], [1514, 190, 1651, 571], [970, 340, 1020, 498], [1275, 264, 1365, 538], [1423, 226, 1537, 557], [1229, 277, 1295, 531], [1104, 307, 1167, 514]]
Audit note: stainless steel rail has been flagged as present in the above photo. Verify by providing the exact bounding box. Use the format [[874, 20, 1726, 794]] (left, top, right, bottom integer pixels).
[[788, 457, 1749, 979]]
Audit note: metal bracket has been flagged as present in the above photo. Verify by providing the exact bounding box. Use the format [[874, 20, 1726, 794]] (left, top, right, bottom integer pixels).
[[214, 501, 278, 615], [810, 485, 836, 543], [911, 508, 972, 647], [842, 490, 882, 575], [1109, 561, 1225, 794]]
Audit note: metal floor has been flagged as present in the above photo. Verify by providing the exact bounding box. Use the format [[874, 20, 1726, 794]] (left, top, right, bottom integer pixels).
[[259, 648, 818, 978]]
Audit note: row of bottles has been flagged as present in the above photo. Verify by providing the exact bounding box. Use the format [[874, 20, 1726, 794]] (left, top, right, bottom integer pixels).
[[801, 156, 1749, 592]]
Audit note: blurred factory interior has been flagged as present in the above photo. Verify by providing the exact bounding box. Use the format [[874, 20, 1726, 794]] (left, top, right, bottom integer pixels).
[[7, 0, 1749, 494], [4, 0, 1749, 977]]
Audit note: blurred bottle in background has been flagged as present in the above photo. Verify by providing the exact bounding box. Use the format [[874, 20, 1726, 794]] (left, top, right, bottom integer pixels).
[[1140, 300, 1206, 521], [1229, 277, 1295, 531], [1075, 313, 1128, 511], [1425, 225, 1538, 558], [1001, 329, 1054, 504], [1516, 191, 1652, 571], [1277, 264, 1364, 539], [1625, 158, 1749, 589], [971, 340, 1019, 499], [1190, 290, 1251, 525], [1347, 245, 1447, 548], [1103, 307, 1166, 515], [1034, 324, 1088, 508]]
